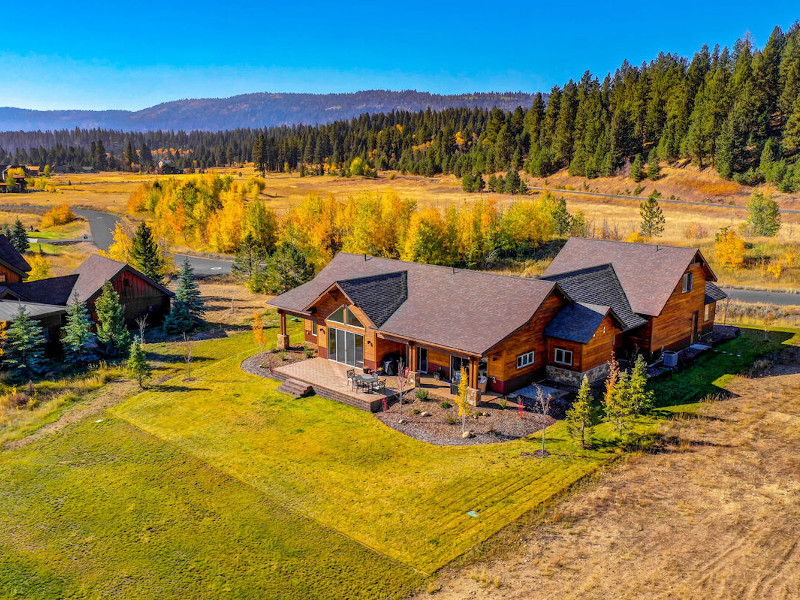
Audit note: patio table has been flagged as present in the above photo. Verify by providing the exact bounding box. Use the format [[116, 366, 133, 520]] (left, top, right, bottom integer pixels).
[[354, 373, 379, 392]]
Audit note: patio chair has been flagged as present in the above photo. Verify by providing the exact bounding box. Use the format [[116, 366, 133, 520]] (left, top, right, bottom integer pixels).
[[374, 379, 386, 393]]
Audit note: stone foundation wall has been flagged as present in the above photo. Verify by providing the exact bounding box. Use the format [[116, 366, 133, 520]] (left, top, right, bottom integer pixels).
[[546, 361, 610, 387]]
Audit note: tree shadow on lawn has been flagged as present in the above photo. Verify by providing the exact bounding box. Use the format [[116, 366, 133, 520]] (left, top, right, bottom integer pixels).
[[153, 383, 212, 393], [144, 351, 213, 366]]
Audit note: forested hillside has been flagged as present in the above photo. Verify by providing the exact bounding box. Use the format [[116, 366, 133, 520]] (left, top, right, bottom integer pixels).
[[3, 23, 800, 190], [0, 90, 537, 133]]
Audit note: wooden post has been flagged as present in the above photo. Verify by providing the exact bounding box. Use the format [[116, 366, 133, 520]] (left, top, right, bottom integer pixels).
[[277, 310, 290, 350], [467, 356, 481, 406]]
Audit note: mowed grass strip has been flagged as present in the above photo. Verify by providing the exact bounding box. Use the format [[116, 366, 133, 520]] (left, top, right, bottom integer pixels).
[[111, 333, 611, 573], [0, 416, 421, 600]]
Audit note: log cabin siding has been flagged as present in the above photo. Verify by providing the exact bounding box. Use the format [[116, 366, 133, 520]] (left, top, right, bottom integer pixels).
[[485, 291, 565, 393], [547, 315, 620, 373], [0, 264, 23, 284], [650, 263, 707, 352]]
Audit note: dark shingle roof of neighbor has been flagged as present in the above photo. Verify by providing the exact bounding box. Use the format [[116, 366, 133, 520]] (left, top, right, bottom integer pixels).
[[335, 271, 408, 328], [544, 302, 613, 344], [0, 300, 65, 321], [540, 263, 648, 331], [269, 252, 561, 356], [5, 275, 79, 305], [705, 281, 727, 304], [542, 238, 715, 317], [70, 254, 173, 302], [0, 234, 31, 276]]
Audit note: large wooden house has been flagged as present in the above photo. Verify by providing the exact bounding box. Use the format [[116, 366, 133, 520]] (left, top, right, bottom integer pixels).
[[268, 238, 726, 399]]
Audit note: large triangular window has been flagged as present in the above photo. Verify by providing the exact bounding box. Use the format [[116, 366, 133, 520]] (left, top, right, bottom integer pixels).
[[328, 305, 364, 329]]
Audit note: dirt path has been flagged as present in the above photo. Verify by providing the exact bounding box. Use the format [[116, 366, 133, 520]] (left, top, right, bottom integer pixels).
[[417, 349, 800, 599]]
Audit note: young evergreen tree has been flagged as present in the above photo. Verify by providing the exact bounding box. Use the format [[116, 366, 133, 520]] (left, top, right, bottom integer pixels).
[[95, 281, 131, 356], [639, 196, 666, 238], [127, 338, 151, 389], [630, 154, 645, 182], [550, 196, 573, 236], [163, 258, 204, 334], [647, 148, 661, 180], [130, 222, 167, 282], [566, 375, 600, 449], [628, 355, 654, 415], [4, 304, 47, 376], [232, 233, 267, 292], [265, 242, 314, 294], [62, 292, 96, 365], [10, 218, 29, 253], [746, 190, 781, 236], [605, 369, 634, 438]]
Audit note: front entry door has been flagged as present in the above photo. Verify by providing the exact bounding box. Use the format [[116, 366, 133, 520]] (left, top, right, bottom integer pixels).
[[418, 348, 428, 373], [450, 355, 470, 381]]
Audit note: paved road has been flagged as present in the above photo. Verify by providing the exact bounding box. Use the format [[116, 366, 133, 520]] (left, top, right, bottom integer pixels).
[[76, 208, 233, 277], [720, 287, 799, 306]]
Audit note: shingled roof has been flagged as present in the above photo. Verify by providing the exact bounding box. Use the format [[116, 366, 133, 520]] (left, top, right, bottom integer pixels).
[[542, 238, 715, 317], [4, 275, 80, 305], [0, 234, 31, 277], [333, 271, 408, 328], [270, 253, 562, 356], [545, 302, 619, 344], [704, 281, 727, 305], [540, 263, 648, 331]]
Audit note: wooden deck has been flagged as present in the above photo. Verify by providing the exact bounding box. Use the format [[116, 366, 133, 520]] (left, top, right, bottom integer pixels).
[[273, 358, 397, 412]]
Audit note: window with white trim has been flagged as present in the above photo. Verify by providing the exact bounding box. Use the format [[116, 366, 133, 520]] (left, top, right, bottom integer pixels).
[[311, 318, 318, 336], [682, 272, 694, 293], [516, 350, 534, 369], [554, 348, 573, 366]]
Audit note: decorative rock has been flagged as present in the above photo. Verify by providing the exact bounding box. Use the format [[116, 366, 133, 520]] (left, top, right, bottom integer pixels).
[[461, 431, 474, 439], [420, 411, 431, 417], [398, 419, 406, 425]]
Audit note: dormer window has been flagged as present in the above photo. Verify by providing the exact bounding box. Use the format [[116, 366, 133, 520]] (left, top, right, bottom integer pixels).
[[682, 272, 693, 293], [328, 305, 364, 329]]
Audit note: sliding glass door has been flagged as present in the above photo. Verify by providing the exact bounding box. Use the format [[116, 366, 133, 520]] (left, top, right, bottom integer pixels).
[[328, 327, 364, 368]]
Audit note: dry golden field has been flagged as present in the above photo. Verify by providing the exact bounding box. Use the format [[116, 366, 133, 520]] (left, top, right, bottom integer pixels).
[[417, 346, 800, 600]]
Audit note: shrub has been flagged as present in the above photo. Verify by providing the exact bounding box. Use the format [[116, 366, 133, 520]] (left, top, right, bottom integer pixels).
[[40, 204, 76, 228], [412, 408, 421, 415], [447, 415, 457, 425], [304, 348, 314, 358], [416, 389, 429, 401], [440, 401, 451, 409]]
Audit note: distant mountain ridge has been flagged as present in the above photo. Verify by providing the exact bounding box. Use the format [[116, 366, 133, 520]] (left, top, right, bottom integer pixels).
[[0, 90, 539, 132]]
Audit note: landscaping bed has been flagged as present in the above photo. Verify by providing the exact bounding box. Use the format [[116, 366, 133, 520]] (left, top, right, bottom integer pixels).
[[375, 391, 555, 446], [240, 346, 316, 378]]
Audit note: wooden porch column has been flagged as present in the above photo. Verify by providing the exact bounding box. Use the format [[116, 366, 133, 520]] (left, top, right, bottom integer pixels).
[[467, 356, 481, 406], [277, 310, 290, 350], [408, 343, 420, 387]]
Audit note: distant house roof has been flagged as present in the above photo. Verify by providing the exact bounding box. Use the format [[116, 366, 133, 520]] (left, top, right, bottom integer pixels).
[[540, 263, 647, 331], [704, 282, 727, 305], [0, 234, 31, 278], [270, 252, 562, 356], [70, 254, 173, 302], [0, 300, 65, 322], [542, 238, 716, 317], [545, 302, 617, 344], [5, 275, 79, 305]]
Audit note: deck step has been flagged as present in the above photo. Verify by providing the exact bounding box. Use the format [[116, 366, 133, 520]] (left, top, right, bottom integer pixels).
[[276, 379, 313, 398]]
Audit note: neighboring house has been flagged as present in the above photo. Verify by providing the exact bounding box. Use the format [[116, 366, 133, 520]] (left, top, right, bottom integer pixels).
[[0, 235, 32, 283], [157, 160, 182, 175], [1, 254, 173, 326], [0, 300, 66, 353], [268, 238, 726, 399], [0, 165, 32, 193]]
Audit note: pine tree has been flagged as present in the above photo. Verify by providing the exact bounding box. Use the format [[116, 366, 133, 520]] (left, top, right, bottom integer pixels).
[[265, 242, 314, 294], [640, 196, 666, 238], [550, 196, 573, 236], [95, 281, 131, 356], [10, 218, 29, 253], [95, 140, 107, 171], [566, 375, 600, 449], [163, 259, 204, 334], [62, 292, 97, 365], [130, 222, 167, 282], [647, 148, 661, 180], [630, 154, 644, 182], [233, 233, 267, 291], [628, 355, 654, 415], [4, 304, 47, 376], [127, 338, 151, 389], [124, 139, 137, 170], [605, 369, 634, 438]]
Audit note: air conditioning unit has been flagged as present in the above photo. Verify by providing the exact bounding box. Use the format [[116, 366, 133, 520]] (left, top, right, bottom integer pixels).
[[663, 351, 679, 368]]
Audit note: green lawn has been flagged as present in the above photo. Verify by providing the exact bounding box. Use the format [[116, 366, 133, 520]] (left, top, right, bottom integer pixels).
[[111, 333, 609, 573], [1, 320, 796, 598]]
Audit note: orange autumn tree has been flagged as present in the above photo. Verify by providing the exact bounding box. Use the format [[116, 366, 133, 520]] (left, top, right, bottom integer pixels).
[[252, 311, 266, 352], [714, 227, 746, 269], [101, 222, 134, 263]]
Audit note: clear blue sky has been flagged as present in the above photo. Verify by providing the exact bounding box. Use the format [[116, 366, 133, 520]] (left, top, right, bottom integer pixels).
[[2, 1, 798, 110]]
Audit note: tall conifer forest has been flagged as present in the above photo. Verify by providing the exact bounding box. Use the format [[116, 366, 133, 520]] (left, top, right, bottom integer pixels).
[[3, 24, 800, 190]]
